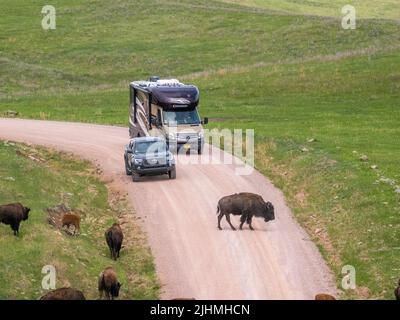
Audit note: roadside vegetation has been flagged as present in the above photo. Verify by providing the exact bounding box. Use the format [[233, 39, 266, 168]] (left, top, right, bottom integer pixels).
[[1, 0, 399, 298], [0, 141, 159, 299]]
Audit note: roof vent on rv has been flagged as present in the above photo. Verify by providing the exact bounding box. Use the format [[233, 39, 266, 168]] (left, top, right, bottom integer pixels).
[[149, 76, 160, 82], [156, 79, 181, 86]]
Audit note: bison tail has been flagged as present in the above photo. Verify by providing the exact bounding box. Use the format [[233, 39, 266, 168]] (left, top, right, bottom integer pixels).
[[216, 204, 220, 214]]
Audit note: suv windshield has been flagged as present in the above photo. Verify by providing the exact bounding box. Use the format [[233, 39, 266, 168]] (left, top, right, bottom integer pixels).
[[163, 109, 200, 125], [134, 141, 167, 154]]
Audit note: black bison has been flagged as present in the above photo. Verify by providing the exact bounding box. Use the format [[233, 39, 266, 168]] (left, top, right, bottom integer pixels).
[[395, 279, 400, 300], [98, 267, 122, 300], [105, 223, 124, 260], [40, 287, 86, 300], [0, 203, 30, 236], [217, 193, 275, 231], [315, 293, 336, 300], [62, 213, 81, 234]]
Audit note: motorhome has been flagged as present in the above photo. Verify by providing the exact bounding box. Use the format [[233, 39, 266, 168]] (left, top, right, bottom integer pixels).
[[129, 77, 208, 154]]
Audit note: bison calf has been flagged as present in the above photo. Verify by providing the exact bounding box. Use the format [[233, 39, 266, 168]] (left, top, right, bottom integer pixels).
[[395, 279, 400, 300], [98, 267, 122, 300], [217, 193, 274, 231], [105, 223, 124, 260], [0, 203, 30, 236], [62, 213, 81, 234], [40, 287, 86, 300]]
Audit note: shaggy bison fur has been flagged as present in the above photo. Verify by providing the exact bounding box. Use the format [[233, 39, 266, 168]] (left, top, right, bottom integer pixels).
[[217, 193, 274, 231], [40, 287, 86, 300], [0, 203, 30, 236], [98, 267, 122, 300], [105, 223, 124, 260]]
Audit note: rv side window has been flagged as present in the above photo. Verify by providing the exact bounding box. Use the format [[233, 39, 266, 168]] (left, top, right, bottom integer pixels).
[[157, 109, 162, 126]]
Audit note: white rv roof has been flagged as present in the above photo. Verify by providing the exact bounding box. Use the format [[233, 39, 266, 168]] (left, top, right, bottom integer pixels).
[[131, 79, 184, 88]]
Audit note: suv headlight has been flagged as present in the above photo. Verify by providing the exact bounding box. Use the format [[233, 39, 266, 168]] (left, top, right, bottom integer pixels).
[[134, 158, 143, 165], [167, 152, 175, 165]]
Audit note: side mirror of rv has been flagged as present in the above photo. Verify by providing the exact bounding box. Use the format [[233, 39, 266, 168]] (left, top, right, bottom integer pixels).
[[202, 117, 209, 125]]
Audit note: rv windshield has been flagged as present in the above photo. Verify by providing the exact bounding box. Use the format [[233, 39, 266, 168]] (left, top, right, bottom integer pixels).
[[163, 109, 200, 125]]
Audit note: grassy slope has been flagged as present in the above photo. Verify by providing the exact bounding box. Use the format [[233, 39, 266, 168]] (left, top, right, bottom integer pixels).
[[0, 141, 159, 299], [218, 0, 400, 19], [0, 0, 399, 298]]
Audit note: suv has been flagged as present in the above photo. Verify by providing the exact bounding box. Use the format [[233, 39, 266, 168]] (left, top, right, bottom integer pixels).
[[124, 137, 176, 182]]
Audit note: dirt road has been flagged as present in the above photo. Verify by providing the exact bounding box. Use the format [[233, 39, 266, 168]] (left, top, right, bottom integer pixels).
[[0, 118, 336, 299]]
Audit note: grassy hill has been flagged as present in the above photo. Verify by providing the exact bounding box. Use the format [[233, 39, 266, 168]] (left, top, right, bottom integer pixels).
[[1, 0, 399, 299], [0, 141, 159, 299], [218, 0, 400, 19]]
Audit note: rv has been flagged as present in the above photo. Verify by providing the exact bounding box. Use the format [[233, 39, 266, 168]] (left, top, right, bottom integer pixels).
[[129, 77, 208, 154]]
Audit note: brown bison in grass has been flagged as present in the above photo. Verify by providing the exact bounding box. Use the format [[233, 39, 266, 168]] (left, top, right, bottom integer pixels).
[[315, 293, 336, 300], [0, 203, 30, 236], [105, 223, 124, 260], [217, 193, 274, 231], [395, 279, 400, 300], [40, 288, 86, 300], [98, 267, 122, 300]]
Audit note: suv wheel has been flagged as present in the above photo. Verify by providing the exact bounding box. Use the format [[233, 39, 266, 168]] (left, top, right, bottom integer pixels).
[[124, 156, 132, 176], [132, 172, 140, 182], [169, 168, 176, 179]]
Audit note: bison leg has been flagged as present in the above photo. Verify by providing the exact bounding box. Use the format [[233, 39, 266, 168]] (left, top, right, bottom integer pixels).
[[217, 212, 224, 230], [239, 214, 247, 230], [247, 216, 254, 231], [11, 223, 19, 236], [225, 213, 236, 231]]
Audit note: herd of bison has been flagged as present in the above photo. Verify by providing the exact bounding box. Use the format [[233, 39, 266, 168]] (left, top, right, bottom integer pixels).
[[1, 193, 399, 300]]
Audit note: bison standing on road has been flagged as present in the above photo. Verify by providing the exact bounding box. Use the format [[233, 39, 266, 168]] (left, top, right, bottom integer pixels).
[[105, 223, 124, 260], [98, 267, 122, 300], [0, 203, 30, 236], [217, 193, 275, 231], [40, 288, 86, 300]]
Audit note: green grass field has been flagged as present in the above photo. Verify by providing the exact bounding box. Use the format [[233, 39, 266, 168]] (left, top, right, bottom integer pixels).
[[0, 141, 159, 299], [219, 0, 400, 19], [1, 0, 399, 299]]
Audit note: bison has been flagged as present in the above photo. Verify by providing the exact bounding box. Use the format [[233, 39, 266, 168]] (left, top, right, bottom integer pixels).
[[98, 267, 122, 300], [40, 287, 86, 300], [315, 293, 336, 300], [217, 193, 274, 231], [61, 213, 81, 235], [105, 223, 124, 260], [395, 279, 400, 300], [0, 203, 30, 236]]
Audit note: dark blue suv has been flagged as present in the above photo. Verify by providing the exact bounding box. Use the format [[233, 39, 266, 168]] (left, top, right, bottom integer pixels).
[[124, 137, 176, 182]]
